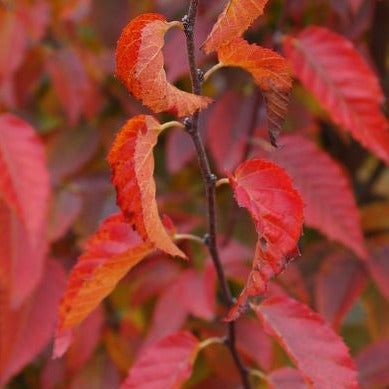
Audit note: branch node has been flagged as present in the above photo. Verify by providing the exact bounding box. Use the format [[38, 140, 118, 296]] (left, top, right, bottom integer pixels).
[[183, 117, 193, 133], [182, 14, 192, 35], [208, 173, 218, 186], [203, 233, 211, 246], [197, 68, 204, 83]]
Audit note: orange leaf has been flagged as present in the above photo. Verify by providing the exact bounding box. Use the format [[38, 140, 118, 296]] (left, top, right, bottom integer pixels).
[[225, 159, 303, 320], [283, 26, 389, 164], [54, 213, 153, 357], [107, 115, 186, 258], [116, 13, 211, 117], [218, 38, 292, 145], [203, 0, 269, 53]]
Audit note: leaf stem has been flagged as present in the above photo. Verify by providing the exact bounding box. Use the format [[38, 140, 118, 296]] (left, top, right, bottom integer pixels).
[[183, 2, 252, 388], [167, 20, 184, 31], [160, 120, 185, 132], [198, 336, 225, 350], [250, 368, 268, 381], [174, 233, 204, 244], [203, 62, 225, 83], [215, 178, 230, 188]]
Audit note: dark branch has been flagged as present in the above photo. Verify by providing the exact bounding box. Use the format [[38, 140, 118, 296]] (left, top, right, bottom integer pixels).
[[183, 2, 252, 388]]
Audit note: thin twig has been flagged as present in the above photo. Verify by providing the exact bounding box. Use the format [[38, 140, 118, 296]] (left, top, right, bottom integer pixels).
[[183, 2, 252, 388]]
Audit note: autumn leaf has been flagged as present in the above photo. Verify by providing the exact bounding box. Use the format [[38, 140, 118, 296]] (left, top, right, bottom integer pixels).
[[265, 134, 367, 259], [0, 113, 50, 248], [368, 245, 389, 300], [268, 367, 308, 389], [46, 48, 93, 126], [225, 159, 303, 320], [0, 7, 28, 82], [235, 316, 273, 370], [121, 331, 199, 389], [116, 13, 211, 117], [107, 115, 186, 258], [0, 201, 47, 309], [203, 0, 269, 53], [355, 340, 389, 388], [0, 260, 65, 386], [208, 90, 259, 173], [0, 113, 50, 306], [218, 38, 292, 145], [283, 26, 389, 164], [254, 295, 360, 389], [54, 213, 153, 357], [315, 252, 367, 330]]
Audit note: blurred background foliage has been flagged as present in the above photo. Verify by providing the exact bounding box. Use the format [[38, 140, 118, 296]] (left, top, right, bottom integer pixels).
[[0, 0, 389, 388]]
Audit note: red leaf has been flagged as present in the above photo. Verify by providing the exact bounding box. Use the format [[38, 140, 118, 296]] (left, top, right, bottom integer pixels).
[[266, 134, 367, 259], [116, 13, 211, 117], [66, 307, 104, 373], [0, 201, 47, 308], [283, 26, 389, 164], [203, 0, 269, 53], [0, 113, 50, 249], [355, 340, 389, 388], [166, 114, 208, 173], [315, 252, 367, 329], [268, 367, 308, 389], [121, 331, 199, 389], [0, 113, 50, 306], [208, 91, 259, 173], [235, 316, 273, 370], [225, 159, 304, 320], [143, 282, 188, 349], [0, 8, 28, 82], [54, 213, 153, 357], [46, 48, 93, 126], [164, 14, 211, 82], [47, 126, 100, 184], [218, 38, 292, 145], [48, 189, 83, 242], [175, 268, 216, 320], [16, 0, 50, 41], [254, 295, 360, 389], [129, 256, 181, 306], [107, 115, 186, 258], [0, 260, 66, 386], [70, 354, 120, 389], [368, 245, 389, 300]]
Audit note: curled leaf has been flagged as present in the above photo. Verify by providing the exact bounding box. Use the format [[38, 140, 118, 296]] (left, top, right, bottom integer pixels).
[[225, 159, 303, 320], [116, 13, 211, 117], [203, 0, 269, 53], [54, 214, 153, 357], [107, 115, 186, 258], [218, 38, 292, 145]]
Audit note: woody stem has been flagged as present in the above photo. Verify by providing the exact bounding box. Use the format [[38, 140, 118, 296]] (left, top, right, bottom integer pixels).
[[183, 1, 252, 388]]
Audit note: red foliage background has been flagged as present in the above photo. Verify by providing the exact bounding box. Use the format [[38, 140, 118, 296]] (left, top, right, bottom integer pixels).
[[0, 0, 389, 388]]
